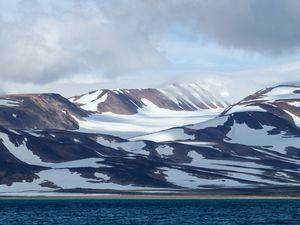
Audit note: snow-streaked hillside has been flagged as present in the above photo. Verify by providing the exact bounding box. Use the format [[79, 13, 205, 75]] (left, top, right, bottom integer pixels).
[[1, 84, 300, 195], [133, 85, 300, 142], [70, 82, 229, 114], [69, 82, 229, 138], [1, 121, 300, 195], [222, 85, 300, 122], [128, 85, 300, 191], [0, 93, 87, 130]]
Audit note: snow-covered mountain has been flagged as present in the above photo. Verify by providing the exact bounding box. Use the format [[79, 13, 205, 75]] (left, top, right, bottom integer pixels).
[[134, 85, 300, 141], [69, 82, 229, 138], [221, 85, 300, 124], [0, 93, 87, 130], [1, 84, 300, 196], [130, 85, 300, 190], [70, 82, 229, 114]]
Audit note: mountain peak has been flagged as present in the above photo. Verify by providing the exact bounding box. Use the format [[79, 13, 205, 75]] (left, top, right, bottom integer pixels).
[[0, 93, 87, 130], [70, 82, 230, 114]]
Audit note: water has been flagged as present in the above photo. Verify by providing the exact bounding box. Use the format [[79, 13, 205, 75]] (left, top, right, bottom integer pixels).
[[0, 199, 299, 225]]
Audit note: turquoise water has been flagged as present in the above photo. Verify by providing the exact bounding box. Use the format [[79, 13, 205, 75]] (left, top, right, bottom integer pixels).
[[0, 199, 299, 224]]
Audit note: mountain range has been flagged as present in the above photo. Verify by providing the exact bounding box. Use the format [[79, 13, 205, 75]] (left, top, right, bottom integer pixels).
[[0, 82, 300, 196]]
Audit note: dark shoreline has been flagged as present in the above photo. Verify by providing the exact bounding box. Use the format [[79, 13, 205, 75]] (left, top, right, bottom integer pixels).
[[1, 186, 300, 199], [0, 194, 300, 200]]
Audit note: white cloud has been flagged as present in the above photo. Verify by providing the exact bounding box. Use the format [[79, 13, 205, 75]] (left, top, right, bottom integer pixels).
[[0, 10, 167, 84], [0, 0, 300, 100]]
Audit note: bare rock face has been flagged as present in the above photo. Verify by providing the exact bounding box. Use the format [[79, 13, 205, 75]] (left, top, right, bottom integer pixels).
[[70, 82, 229, 114], [0, 93, 88, 130]]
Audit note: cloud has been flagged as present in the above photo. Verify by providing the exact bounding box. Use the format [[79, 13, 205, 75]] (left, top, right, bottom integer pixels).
[[0, 0, 167, 84], [95, 0, 300, 55], [0, 0, 300, 96], [0, 15, 167, 84]]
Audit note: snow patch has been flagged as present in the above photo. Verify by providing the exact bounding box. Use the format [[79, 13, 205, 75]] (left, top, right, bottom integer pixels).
[[74, 90, 103, 105], [81, 93, 108, 111], [285, 110, 300, 127], [288, 101, 300, 107], [225, 122, 300, 154], [0, 133, 50, 166], [74, 108, 219, 139], [0, 99, 20, 107], [95, 173, 110, 181], [156, 145, 174, 157], [97, 137, 148, 155], [258, 86, 300, 102], [73, 138, 80, 143], [162, 167, 243, 188]]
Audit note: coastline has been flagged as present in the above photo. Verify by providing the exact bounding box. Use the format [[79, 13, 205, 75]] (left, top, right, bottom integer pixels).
[[0, 194, 300, 200], [2, 186, 300, 199]]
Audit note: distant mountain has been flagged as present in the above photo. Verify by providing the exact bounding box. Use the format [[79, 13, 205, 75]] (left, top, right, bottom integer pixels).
[[130, 85, 300, 189], [1, 84, 300, 196], [69, 82, 229, 114], [134, 85, 300, 140], [69, 82, 229, 138], [221, 85, 300, 125], [0, 82, 228, 137], [0, 93, 87, 130]]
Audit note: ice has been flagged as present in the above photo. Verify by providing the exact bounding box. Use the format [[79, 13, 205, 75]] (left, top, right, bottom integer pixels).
[[74, 108, 220, 139]]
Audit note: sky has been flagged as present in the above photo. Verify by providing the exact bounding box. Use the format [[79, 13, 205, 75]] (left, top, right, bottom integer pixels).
[[1, 0, 300, 102]]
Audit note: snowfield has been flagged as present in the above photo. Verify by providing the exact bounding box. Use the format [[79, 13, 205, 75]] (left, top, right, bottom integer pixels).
[[74, 108, 221, 139]]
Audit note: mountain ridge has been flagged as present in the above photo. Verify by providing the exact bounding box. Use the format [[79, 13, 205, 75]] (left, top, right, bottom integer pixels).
[[0, 83, 299, 195], [0, 93, 87, 130], [69, 82, 229, 114]]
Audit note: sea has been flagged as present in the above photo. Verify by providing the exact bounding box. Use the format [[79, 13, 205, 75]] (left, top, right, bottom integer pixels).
[[0, 199, 299, 225]]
